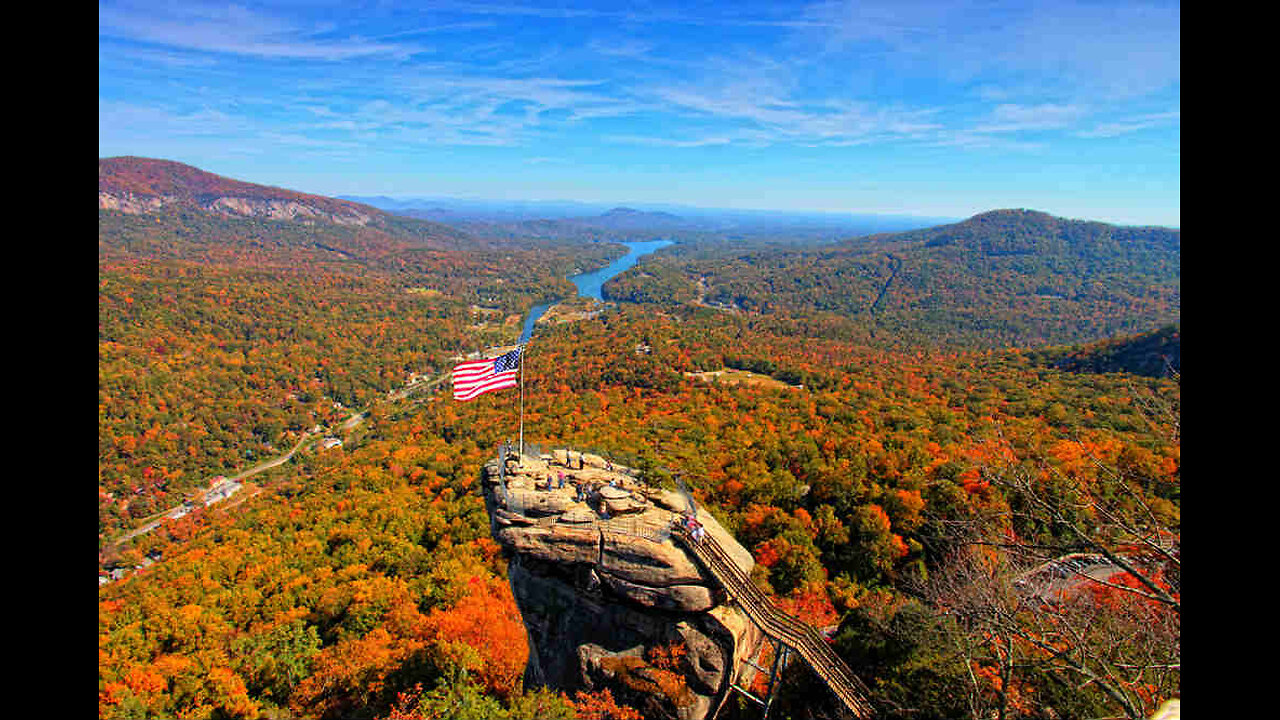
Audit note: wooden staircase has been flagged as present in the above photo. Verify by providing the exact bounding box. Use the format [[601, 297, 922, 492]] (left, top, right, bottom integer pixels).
[[676, 528, 875, 719]]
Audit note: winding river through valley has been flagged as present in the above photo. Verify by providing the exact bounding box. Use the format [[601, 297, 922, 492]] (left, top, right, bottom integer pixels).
[[519, 239, 672, 344]]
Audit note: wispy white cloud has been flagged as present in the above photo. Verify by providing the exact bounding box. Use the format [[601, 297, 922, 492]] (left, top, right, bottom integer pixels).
[[1076, 111, 1180, 139], [371, 21, 500, 41], [261, 130, 365, 151], [100, 0, 1176, 152], [923, 131, 1047, 152], [606, 134, 736, 148], [422, 1, 846, 29], [638, 58, 946, 148], [99, 1, 421, 60], [1001, 2, 1180, 101], [98, 43, 218, 68], [99, 98, 253, 138], [283, 74, 633, 149], [797, 0, 1179, 98], [585, 36, 653, 59], [972, 103, 1088, 134], [98, 0, 1179, 223]]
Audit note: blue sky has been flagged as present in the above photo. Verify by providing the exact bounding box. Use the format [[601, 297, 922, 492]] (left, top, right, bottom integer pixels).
[[99, 0, 1180, 227]]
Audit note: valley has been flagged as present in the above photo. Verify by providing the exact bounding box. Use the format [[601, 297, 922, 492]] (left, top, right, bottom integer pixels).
[[98, 157, 1179, 720]]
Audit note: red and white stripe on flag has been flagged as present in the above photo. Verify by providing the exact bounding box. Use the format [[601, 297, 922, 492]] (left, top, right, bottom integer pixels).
[[452, 348, 520, 402]]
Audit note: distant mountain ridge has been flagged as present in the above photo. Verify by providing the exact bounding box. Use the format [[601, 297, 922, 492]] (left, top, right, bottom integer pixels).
[[344, 194, 955, 241], [853, 208, 1180, 257], [592, 206, 688, 228], [99, 157, 382, 227], [99, 158, 1177, 284], [376, 205, 700, 243], [97, 157, 503, 262], [602, 206, 1180, 348]]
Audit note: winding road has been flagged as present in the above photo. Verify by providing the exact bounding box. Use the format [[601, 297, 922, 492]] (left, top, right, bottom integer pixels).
[[105, 411, 366, 552]]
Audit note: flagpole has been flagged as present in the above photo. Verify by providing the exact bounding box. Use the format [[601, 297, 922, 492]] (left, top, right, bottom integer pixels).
[[518, 343, 525, 459]]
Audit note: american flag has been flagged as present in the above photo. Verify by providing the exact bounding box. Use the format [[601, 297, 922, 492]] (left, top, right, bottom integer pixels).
[[452, 347, 521, 402]]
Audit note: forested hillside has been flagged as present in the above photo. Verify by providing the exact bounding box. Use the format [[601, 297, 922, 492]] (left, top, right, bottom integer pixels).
[[1030, 325, 1180, 378], [99, 159, 1179, 720], [605, 209, 1179, 350], [99, 159, 625, 544]]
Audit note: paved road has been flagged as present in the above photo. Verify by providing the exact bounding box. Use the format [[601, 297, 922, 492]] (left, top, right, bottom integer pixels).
[[105, 414, 358, 551], [103, 367, 454, 576], [1014, 553, 1125, 601]]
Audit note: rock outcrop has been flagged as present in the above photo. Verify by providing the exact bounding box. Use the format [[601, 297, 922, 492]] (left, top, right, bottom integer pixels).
[[98, 189, 375, 226], [98, 156, 376, 226], [481, 450, 766, 720]]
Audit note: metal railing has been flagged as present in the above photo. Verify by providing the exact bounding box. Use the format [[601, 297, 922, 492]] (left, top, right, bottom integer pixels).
[[603, 514, 671, 545], [497, 493, 672, 545], [488, 442, 873, 717], [675, 525, 875, 719], [504, 439, 648, 479], [491, 439, 671, 544]]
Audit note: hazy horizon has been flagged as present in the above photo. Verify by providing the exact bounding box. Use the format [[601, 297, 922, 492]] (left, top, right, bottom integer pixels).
[[340, 192, 963, 223]]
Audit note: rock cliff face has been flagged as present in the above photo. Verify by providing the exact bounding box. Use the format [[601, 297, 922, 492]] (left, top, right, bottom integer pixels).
[[98, 156, 376, 226], [481, 450, 766, 720], [98, 189, 376, 226]]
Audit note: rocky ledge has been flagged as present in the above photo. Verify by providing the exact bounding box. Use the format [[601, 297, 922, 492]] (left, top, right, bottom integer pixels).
[[481, 449, 766, 720], [99, 190, 375, 226]]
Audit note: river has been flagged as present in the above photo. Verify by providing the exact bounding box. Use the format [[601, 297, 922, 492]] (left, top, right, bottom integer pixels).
[[519, 239, 673, 344]]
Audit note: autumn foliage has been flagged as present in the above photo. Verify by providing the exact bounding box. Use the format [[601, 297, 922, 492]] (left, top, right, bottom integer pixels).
[[420, 574, 529, 698], [100, 178, 1178, 719]]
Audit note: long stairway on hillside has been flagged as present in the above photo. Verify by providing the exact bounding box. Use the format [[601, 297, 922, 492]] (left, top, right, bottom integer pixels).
[[676, 527, 876, 719]]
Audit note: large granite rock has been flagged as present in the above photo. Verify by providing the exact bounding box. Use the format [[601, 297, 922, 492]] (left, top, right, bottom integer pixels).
[[481, 452, 765, 720]]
